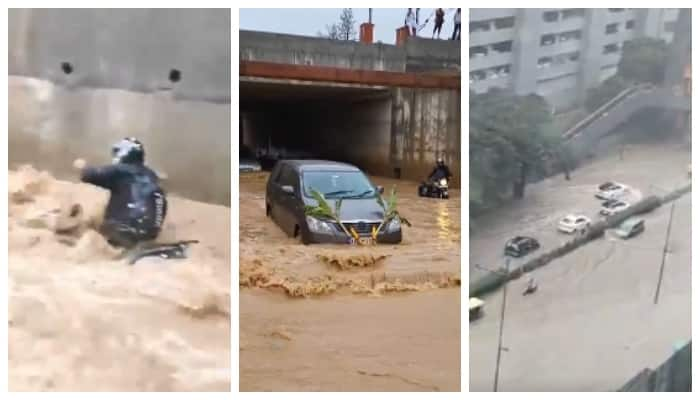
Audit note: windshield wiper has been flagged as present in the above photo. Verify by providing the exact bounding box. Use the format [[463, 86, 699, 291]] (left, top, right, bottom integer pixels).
[[323, 190, 354, 197], [345, 189, 375, 199]]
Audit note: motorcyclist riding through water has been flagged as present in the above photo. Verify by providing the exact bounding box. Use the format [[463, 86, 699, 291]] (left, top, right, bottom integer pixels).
[[418, 157, 452, 198], [429, 157, 452, 183], [77, 137, 167, 248]]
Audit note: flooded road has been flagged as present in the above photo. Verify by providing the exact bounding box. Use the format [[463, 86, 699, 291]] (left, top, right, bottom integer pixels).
[[470, 135, 691, 280], [239, 172, 461, 391], [8, 166, 231, 391], [469, 136, 691, 391]]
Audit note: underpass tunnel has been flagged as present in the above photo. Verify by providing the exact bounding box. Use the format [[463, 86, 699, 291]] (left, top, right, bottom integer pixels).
[[240, 78, 394, 176]]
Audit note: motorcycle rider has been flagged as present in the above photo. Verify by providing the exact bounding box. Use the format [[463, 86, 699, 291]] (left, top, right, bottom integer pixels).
[[75, 137, 167, 248], [428, 157, 452, 183]]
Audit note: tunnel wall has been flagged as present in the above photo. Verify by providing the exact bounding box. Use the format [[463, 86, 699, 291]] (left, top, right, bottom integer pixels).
[[8, 9, 231, 205], [9, 8, 231, 102], [9, 76, 231, 206], [241, 85, 461, 186], [391, 88, 461, 187]]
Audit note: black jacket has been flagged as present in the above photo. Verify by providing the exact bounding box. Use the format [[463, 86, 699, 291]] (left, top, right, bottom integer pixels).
[[81, 163, 167, 237], [428, 165, 452, 182]]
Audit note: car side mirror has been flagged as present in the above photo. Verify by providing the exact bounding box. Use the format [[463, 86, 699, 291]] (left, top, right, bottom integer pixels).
[[376, 185, 384, 194], [281, 185, 295, 195]]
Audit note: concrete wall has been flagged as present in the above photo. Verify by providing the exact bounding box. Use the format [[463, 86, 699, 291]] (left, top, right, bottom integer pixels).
[[404, 37, 461, 72], [240, 30, 406, 72], [8, 9, 231, 205], [390, 88, 461, 186], [9, 77, 231, 205], [9, 9, 231, 103], [240, 30, 460, 74], [511, 9, 540, 95]]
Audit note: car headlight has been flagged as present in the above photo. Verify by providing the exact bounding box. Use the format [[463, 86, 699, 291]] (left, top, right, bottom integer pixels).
[[439, 178, 448, 186], [385, 217, 401, 233], [305, 216, 334, 234]]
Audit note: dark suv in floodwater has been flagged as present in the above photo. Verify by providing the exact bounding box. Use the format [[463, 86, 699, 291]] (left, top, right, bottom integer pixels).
[[265, 160, 402, 245]]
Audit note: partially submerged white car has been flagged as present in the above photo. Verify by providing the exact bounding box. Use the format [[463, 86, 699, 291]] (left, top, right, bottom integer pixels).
[[558, 214, 591, 234], [595, 181, 628, 200]]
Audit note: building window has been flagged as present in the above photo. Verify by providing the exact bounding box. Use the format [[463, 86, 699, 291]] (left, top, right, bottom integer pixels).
[[469, 21, 491, 33], [537, 57, 553, 68], [559, 30, 582, 42], [540, 34, 556, 46], [491, 40, 513, 53], [470, 70, 487, 82], [562, 9, 585, 19], [606, 23, 619, 34], [487, 65, 509, 80], [603, 43, 620, 54], [626, 20, 636, 30], [543, 11, 559, 23], [664, 21, 676, 32], [494, 16, 515, 29], [470, 46, 488, 58]]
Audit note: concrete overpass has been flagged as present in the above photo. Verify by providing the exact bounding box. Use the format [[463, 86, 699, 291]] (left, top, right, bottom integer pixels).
[[239, 30, 461, 185], [563, 9, 691, 160]]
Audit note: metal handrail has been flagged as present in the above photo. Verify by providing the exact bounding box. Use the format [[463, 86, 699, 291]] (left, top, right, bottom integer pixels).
[[563, 83, 655, 140]]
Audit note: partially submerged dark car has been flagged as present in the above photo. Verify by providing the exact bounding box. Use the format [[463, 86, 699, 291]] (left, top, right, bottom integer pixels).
[[504, 236, 540, 257], [265, 160, 402, 244]]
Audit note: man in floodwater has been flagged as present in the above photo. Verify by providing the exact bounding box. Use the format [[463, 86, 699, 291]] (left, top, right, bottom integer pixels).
[[75, 137, 167, 248], [428, 157, 453, 182]]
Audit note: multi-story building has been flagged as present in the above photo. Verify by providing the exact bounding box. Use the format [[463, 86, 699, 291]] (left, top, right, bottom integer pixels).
[[469, 8, 680, 111]]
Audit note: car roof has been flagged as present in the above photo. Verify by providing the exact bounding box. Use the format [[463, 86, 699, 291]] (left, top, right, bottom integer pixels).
[[278, 159, 361, 172]]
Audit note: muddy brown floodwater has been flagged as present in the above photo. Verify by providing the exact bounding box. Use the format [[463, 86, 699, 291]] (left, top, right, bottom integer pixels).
[[239, 172, 461, 391], [8, 166, 231, 391]]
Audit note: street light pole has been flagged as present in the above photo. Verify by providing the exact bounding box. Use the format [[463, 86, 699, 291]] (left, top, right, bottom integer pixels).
[[369, 8, 372, 24], [493, 256, 511, 392]]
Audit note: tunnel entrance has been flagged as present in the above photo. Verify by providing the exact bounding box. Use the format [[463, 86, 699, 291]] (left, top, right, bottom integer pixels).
[[240, 77, 394, 176]]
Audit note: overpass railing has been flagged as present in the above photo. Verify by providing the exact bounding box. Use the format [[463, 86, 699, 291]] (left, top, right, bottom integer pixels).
[[563, 83, 655, 141], [239, 60, 460, 90]]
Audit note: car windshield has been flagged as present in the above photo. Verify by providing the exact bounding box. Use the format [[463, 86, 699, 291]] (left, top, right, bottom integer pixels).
[[302, 170, 376, 199], [600, 182, 618, 190]]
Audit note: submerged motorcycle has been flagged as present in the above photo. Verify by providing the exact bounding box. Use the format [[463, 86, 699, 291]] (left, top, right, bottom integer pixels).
[[418, 177, 449, 199]]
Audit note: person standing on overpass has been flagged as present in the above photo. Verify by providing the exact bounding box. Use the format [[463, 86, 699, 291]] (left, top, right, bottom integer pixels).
[[433, 8, 445, 39], [405, 8, 417, 36], [451, 8, 461, 40]]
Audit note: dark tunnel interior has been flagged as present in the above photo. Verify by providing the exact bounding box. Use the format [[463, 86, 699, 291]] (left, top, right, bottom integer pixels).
[[239, 78, 395, 176]]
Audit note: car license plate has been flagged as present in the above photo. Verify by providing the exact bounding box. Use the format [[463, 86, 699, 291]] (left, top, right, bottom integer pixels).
[[348, 237, 375, 245]]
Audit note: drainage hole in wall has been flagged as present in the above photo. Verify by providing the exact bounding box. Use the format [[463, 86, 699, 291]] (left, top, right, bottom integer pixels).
[[169, 69, 181, 83], [61, 62, 73, 74]]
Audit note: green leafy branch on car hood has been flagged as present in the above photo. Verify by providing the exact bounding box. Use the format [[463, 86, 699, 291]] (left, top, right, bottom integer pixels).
[[376, 186, 412, 229], [303, 188, 352, 237], [304, 186, 410, 240]]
